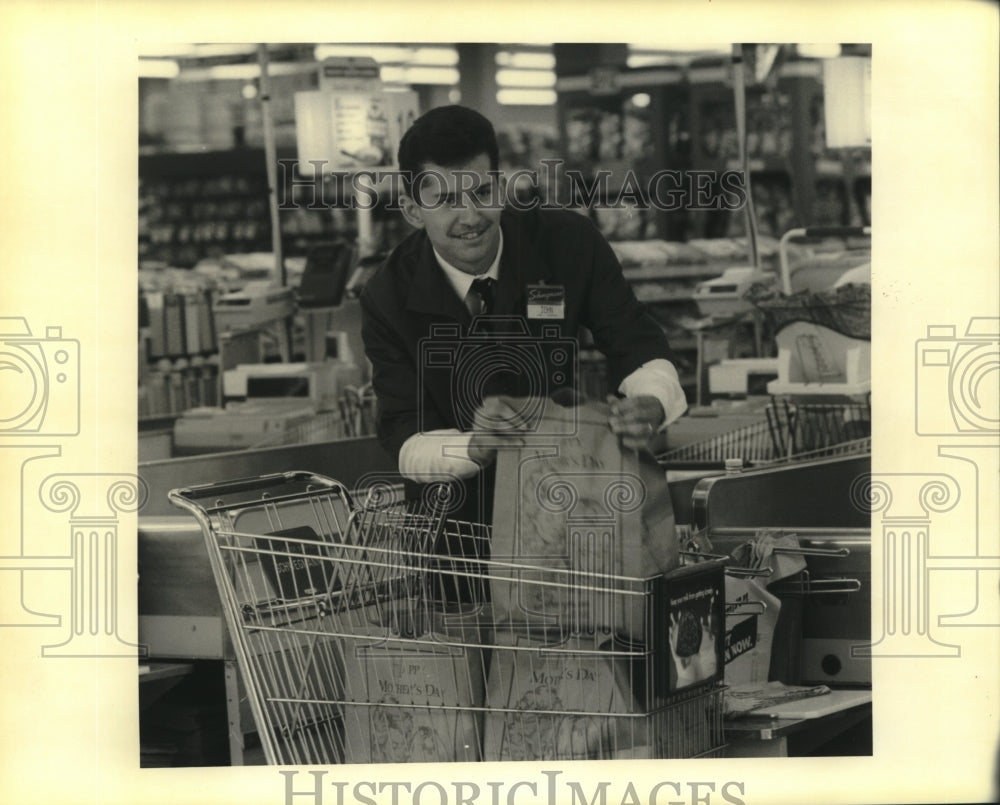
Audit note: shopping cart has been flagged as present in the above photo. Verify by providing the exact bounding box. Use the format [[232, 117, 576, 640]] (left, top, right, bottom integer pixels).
[[169, 471, 728, 765], [658, 396, 871, 469]]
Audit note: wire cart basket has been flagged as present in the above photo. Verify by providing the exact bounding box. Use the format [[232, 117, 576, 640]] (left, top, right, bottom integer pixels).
[[169, 472, 728, 765], [659, 396, 871, 469]]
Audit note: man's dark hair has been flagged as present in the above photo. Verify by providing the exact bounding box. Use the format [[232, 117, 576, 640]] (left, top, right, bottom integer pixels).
[[397, 105, 500, 202]]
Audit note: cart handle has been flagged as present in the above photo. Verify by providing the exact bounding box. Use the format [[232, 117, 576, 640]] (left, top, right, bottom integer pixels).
[[169, 471, 345, 507], [778, 226, 872, 295]]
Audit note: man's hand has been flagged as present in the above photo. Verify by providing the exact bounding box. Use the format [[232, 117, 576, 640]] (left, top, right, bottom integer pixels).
[[467, 396, 533, 464], [607, 394, 665, 451]]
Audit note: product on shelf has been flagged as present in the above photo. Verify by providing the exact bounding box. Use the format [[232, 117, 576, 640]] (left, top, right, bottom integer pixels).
[[622, 109, 654, 162], [597, 112, 623, 160]]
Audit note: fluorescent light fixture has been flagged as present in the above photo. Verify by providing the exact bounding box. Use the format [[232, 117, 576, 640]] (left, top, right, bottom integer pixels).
[[189, 43, 259, 58], [138, 43, 260, 59], [628, 42, 731, 53], [403, 66, 459, 85], [138, 58, 180, 79], [798, 43, 842, 59], [495, 50, 555, 69], [496, 88, 557, 106], [316, 44, 457, 66], [410, 47, 459, 65], [626, 54, 679, 68], [495, 68, 556, 88], [315, 44, 410, 63], [138, 43, 198, 58], [626, 43, 733, 68], [380, 66, 406, 83], [177, 61, 314, 81]]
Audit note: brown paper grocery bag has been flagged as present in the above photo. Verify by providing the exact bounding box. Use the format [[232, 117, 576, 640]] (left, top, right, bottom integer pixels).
[[339, 605, 485, 764], [482, 632, 638, 761], [489, 398, 679, 641]]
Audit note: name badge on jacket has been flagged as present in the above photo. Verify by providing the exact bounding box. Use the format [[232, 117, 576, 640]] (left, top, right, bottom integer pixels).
[[526, 284, 565, 320]]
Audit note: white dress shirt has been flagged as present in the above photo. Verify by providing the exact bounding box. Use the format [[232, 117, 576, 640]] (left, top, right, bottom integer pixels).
[[398, 231, 688, 481]]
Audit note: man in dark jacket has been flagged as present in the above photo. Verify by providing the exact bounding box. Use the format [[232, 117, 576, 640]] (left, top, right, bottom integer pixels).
[[360, 105, 687, 530]]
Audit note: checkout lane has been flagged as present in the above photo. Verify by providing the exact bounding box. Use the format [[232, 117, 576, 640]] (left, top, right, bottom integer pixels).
[[137, 433, 872, 763]]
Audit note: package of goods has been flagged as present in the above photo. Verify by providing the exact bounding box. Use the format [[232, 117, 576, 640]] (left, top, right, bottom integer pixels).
[[723, 576, 781, 687], [686, 238, 746, 262], [660, 240, 711, 265], [693, 266, 776, 319], [727, 530, 809, 582], [659, 561, 726, 695], [747, 281, 871, 340], [610, 239, 670, 268], [213, 282, 296, 333], [490, 398, 679, 642], [482, 633, 637, 761], [340, 609, 485, 764]]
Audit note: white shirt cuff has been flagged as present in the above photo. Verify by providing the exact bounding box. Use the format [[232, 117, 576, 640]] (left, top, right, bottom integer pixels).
[[398, 429, 482, 482], [617, 359, 688, 429]]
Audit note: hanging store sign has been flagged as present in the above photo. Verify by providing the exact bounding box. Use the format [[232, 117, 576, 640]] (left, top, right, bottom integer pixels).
[[295, 55, 419, 177], [318, 56, 382, 93]]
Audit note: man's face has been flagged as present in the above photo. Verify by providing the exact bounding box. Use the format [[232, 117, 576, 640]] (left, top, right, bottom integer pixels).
[[400, 153, 504, 275]]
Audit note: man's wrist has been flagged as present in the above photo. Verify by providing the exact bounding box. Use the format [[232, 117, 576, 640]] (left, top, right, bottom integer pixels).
[[467, 431, 497, 465]]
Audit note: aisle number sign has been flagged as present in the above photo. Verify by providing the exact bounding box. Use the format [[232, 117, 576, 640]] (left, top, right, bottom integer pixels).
[[295, 57, 419, 176]]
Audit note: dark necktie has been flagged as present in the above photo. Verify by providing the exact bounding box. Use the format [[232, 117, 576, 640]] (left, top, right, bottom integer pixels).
[[469, 277, 495, 315]]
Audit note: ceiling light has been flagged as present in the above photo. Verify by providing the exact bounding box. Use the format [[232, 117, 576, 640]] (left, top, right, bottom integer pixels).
[[628, 42, 731, 53], [797, 43, 842, 59], [380, 66, 406, 83], [496, 88, 557, 106], [176, 61, 314, 81], [138, 58, 180, 79], [137, 44, 198, 59], [192, 43, 260, 58], [403, 66, 459, 85], [314, 44, 410, 63], [495, 50, 555, 70], [495, 68, 556, 88], [411, 47, 459, 65]]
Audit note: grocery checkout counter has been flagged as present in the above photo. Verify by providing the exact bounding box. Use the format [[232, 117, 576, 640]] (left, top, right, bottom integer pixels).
[[137, 431, 872, 764]]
